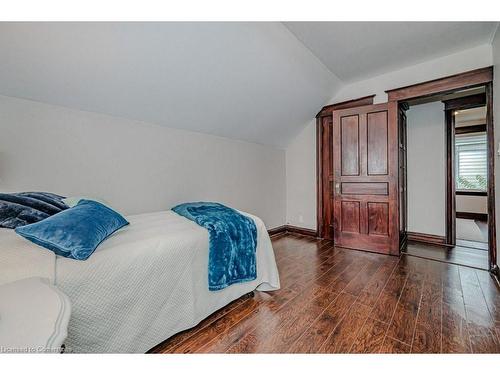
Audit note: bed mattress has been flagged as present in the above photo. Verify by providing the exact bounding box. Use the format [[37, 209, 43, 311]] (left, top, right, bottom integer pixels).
[[0, 210, 280, 353]]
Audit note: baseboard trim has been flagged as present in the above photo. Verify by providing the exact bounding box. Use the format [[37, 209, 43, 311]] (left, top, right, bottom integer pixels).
[[407, 231, 449, 247], [286, 225, 318, 237], [456, 212, 488, 221], [267, 225, 287, 237], [268, 225, 317, 238]]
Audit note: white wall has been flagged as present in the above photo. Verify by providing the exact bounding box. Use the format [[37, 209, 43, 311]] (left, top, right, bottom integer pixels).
[[456, 195, 488, 214], [285, 44, 493, 232], [285, 120, 316, 229], [0, 95, 286, 229], [407, 102, 446, 236]]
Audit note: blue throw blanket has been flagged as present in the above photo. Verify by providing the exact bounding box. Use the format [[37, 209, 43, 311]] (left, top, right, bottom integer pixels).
[[172, 202, 257, 291], [0, 192, 68, 229]]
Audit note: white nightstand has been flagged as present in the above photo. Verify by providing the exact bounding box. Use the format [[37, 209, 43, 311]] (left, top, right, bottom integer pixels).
[[0, 277, 71, 353]]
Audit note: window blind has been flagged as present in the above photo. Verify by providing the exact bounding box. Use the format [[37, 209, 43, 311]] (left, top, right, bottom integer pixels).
[[455, 132, 487, 191]]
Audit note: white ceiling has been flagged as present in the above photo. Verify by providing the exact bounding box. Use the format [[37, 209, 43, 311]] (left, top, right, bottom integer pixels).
[[0, 22, 340, 148], [284, 22, 498, 83], [0, 22, 498, 148]]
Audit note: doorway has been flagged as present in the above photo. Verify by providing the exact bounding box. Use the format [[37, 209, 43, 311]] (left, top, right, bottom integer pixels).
[[402, 88, 490, 270], [386, 67, 496, 273], [450, 100, 489, 251]]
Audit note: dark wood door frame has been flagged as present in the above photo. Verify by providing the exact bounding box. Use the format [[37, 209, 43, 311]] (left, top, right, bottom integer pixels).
[[398, 103, 409, 251], [386, 67, 493, 102], [316, 95, 375, 240], [443, 93, 486, 248], [455, 124, 486, 135], [486, 82, 497, 274], [445, 106, 456, 247], [386, 66, 497, 274]]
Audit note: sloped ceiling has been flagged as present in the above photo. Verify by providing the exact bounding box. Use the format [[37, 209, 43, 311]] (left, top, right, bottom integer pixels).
[[0, 22, 341, 148], [284, 22, 498, 83], [1, 22, 498, 148]]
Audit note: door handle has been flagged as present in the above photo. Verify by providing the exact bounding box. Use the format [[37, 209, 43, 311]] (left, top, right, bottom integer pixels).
[[335, 183, 340, 194]]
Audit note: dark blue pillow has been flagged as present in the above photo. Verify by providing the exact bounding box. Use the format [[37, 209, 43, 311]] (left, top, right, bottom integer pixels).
[[15, 200, 129, 260], [0, 192, 68, 229]]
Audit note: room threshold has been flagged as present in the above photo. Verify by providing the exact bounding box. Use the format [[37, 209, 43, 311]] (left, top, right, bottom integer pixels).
[[403, 240, 489, 271]]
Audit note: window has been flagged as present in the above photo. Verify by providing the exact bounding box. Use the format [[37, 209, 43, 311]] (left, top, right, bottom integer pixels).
[[455, 132, 487, 191]]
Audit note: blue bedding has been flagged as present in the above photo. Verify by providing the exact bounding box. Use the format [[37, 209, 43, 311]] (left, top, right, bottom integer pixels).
[[0, 192, 68, 229], [15, 200, 129, 260], [172, 202, 257, 291]]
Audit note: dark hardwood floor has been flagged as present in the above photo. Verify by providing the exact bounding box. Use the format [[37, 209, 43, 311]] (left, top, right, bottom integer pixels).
[[456, 239, 488, 251], [149, 234, 500, 354], [404, 241, 489, 270]]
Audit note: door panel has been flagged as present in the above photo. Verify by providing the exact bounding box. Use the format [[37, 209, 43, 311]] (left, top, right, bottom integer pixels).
[[341, 115, 360, 176], [367, 111, 388, 175], [333, 102, 399, 255], [341, 182, 388, 195], [341, 201, 361, 233], [368, 202, 389, 235]]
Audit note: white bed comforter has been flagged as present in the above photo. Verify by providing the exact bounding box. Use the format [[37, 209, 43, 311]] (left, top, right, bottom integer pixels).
[[0, 210, 280, 353]]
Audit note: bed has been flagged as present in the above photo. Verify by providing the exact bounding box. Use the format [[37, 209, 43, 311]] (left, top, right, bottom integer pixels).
[[0, 209, 280, 353]]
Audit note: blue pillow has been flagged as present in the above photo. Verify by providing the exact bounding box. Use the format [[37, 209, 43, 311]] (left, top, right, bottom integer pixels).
[[15, 200, 129, 260]]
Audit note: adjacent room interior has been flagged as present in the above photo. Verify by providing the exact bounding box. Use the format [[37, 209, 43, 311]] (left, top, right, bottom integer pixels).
[[403, 87, 491, 270]]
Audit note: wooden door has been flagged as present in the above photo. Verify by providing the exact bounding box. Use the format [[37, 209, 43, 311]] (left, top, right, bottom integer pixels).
[[316, 95, 376, 240], [332, 102, 399, 255]]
